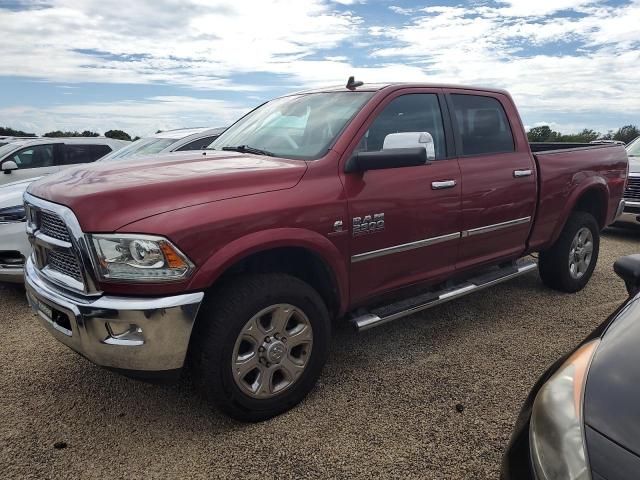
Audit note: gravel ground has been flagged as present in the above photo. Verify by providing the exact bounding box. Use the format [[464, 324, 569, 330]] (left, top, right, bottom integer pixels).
[[1, 228, 639, 480]]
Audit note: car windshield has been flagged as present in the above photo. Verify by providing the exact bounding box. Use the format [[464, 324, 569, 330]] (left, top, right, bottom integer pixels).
[[0, 142, 22, 158], [99, 137, 177, 161], [627, 137, 640, 157], [208, 91, 374, 160]]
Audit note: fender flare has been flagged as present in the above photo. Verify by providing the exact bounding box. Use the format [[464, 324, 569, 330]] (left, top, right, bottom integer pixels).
[[187, 228, 349, 315], [549, 177, 609, 246]]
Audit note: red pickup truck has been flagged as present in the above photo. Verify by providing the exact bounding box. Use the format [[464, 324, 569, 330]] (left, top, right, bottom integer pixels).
[[24, 81, 628, 421]]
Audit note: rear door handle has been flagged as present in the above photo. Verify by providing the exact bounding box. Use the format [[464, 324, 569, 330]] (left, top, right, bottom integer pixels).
[[513, 169, 533, 178], [431, 180, 456, 190]]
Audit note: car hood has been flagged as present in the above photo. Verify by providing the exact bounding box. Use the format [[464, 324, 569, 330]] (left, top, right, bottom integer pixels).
[[27, 150, 307, 232], [0, 176, 41, 208], [584, 295, 640, 457]]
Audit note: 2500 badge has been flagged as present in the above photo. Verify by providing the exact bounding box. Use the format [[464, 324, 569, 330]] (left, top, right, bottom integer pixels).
[[352, 213, 385, 236]]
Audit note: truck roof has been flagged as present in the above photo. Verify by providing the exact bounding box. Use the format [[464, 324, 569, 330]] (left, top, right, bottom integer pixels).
[[288, 82, 510, 97]]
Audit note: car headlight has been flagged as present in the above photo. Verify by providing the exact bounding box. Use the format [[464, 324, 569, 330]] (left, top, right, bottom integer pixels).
[[0, 205, 26, 223], [89, 234, 195, 282], [530, 339, 600, 480]]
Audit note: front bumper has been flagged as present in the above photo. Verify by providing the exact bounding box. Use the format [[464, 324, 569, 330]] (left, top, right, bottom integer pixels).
[[615, 200, 640, 226], [24, 258, 204, 374]]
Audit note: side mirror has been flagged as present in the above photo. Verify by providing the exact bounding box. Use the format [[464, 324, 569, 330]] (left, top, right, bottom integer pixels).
[[614, 255, 640, 297], [1, 160, 18, 174], [382, 131, 436, 160], [345, 147, 427, 173]]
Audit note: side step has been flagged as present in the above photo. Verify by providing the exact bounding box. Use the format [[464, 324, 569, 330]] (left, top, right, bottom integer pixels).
[[351, 258, 537, 332]]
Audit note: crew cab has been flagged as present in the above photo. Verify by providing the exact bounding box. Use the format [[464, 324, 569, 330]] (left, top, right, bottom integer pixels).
[[23, 81, 628, 421]]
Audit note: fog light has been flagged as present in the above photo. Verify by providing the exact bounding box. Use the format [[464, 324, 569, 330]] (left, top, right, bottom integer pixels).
[[105, 322, 144, 346]]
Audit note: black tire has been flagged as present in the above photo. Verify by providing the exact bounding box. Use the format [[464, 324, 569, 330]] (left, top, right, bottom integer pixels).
[[190, 273, 330, 422], [538, 211, 600, 293]]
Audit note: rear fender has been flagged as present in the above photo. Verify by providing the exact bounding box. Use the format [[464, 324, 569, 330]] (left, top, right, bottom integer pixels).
[[549, 178, 609, 246]]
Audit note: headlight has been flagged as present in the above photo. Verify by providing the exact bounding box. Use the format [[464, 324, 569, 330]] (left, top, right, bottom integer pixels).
[[0, 205, 26, 223], [89, 234, 195, 282], [530, 339, 600, 480]]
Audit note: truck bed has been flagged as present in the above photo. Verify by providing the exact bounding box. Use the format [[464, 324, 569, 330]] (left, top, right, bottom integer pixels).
[[527, 143, 628, 251]]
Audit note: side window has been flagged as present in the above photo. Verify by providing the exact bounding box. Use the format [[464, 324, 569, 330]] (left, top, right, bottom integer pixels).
[[450, 94, 514, 156], [10, 144, 54, 169], [177, 136, 219, 151], [61, 144, 112, 165], [355, 94, 446, 160]]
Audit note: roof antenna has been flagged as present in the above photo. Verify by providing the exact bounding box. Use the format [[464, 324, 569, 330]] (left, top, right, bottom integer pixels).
[[346, 76, 364, 90]]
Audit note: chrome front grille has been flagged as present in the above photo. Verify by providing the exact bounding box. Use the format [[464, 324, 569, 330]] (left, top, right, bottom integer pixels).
[[25, 196, 89, 293], [47, 250, 83, 283], [40, 211, 71, 242], [624, 176, 640, 202]]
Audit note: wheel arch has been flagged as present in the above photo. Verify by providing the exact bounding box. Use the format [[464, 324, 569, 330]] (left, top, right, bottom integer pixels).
[[550, 180, 609, 246], [188, 228, 349, 317]]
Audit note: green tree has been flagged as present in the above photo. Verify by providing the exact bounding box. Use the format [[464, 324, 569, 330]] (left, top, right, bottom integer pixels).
[[527, 125, 561, 142], [560, 129, 600, 143], [81, 130, 100, 137], [104, 129, 132, 141], [0, 126, 36, 137], [43, 130, 99, 137], [613, 125, 640, 144]]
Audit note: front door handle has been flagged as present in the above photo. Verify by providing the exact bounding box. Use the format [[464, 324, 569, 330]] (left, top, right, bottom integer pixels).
[[513, 169, 533, 178], [431, 180, 456, 190]]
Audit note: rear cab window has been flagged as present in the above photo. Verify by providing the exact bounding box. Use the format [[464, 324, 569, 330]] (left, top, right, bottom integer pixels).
[[450, 94, 514, 156]]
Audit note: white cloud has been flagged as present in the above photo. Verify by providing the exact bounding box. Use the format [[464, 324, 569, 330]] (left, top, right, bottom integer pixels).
[[0, 96, 246, 137]]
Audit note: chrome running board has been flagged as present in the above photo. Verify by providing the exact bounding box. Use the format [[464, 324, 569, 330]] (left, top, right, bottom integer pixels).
[[351, 258, 537, 332]]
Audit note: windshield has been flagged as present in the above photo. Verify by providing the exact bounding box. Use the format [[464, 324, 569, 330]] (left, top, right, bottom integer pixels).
[[208, 91, 374, 160], [627, 137, 640, 157], [99, 137, 177, 161], [0, 142, 22, 158]]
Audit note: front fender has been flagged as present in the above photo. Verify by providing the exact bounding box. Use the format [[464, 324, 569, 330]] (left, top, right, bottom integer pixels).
[[186, 228, 349, 315]]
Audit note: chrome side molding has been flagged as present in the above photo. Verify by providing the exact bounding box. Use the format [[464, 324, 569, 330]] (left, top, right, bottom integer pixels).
[[461, 216, 531, 238]]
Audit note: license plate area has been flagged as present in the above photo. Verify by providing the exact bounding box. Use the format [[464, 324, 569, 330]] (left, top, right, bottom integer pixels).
[[30, 294, 73, 336]]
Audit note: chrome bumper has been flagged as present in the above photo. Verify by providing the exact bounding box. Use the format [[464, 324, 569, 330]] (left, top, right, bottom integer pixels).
[[24, 258, 204, 372], [616, 200, 640, 225]]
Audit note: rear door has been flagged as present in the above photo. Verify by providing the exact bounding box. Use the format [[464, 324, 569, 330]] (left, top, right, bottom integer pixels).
[[341, 88, 462, 304], [445, 90, 536, 270]]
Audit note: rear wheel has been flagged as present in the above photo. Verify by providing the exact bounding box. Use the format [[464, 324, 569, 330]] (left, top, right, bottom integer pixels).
[[539, 211, 600, 293], [190, 273, 330, 422]]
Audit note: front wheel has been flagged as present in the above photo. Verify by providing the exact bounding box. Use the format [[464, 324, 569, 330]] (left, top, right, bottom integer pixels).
[[538, 211, 600, 293], [190, 273, 330, 422]]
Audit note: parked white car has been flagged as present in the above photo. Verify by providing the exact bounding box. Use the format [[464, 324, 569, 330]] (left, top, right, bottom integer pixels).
[[0, 178, 33, 282], [0, 137, 129, 186], [0, 127, 226, 283]]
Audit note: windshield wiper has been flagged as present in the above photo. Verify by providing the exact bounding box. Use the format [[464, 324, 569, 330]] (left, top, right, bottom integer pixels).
[[221, 145, 274, 156]]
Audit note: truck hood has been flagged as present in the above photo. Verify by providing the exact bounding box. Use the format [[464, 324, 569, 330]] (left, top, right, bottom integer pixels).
[[584, 296, 640, 458], [27, 150, 307, 232]]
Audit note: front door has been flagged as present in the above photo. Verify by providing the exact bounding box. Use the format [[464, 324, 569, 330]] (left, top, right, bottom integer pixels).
[[340, 89, 462, 305]]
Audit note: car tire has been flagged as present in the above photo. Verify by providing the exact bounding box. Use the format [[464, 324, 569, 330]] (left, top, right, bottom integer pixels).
[[190, 273, 331, 422], [539, 211, 600, 293]]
